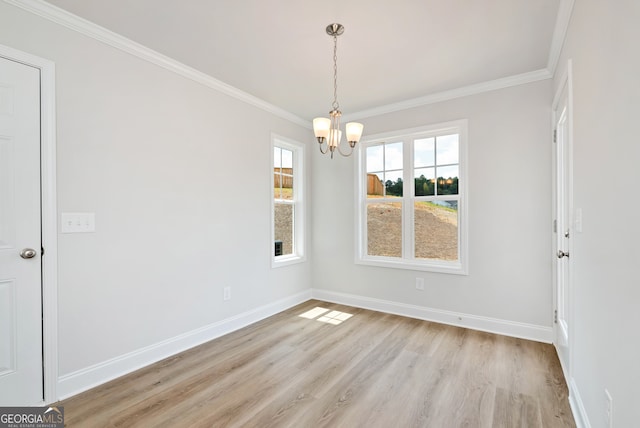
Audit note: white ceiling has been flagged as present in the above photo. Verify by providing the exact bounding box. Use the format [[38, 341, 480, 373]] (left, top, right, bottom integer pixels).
[[45, 0, 561, 121]]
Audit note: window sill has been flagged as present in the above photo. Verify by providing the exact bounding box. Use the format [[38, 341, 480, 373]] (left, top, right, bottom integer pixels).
[[356, 256, 468, 275], [272, 254, 306, 269]]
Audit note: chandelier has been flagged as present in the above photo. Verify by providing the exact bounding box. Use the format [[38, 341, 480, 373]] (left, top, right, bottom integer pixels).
[[313, 23, 364, 158]]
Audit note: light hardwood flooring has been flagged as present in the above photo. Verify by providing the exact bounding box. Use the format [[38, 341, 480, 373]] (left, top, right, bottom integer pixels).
[[59, 300, 575, 427]]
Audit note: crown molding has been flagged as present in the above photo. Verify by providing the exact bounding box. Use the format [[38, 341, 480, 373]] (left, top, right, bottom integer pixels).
[[6, 0, 570, 127], [343, 68, 552, 122], [3, 0, 310, 128], [546, 0, 576, 74]]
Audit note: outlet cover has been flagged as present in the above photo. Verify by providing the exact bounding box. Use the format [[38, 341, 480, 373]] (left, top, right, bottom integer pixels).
[[605, 389, 613, 428]]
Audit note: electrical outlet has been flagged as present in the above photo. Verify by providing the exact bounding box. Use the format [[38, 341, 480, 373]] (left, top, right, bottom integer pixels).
[[605, 389, 613, 428], [223, 287, 231, 301], [415, 277, 424, 291]]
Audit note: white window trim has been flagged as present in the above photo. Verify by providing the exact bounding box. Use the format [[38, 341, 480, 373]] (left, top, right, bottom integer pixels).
[[354, 120, 468, 275], [271, 134, 306, 268]]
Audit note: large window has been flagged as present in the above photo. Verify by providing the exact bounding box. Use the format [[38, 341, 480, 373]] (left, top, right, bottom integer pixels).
[[357, 120, 467, 274], [272, 136, 305, 266]]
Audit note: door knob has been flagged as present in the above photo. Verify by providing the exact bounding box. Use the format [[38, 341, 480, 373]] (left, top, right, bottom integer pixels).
[[20, 248, 37, 259], [557, 250, 569, 259]]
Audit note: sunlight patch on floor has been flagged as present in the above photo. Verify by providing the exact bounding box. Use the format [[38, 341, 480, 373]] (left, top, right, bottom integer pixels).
[[298, 307, 354, 325], [317, 310, 353, 325], [299, 307, 330, 319]]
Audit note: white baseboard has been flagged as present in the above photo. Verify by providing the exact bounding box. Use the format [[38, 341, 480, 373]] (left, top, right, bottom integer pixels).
[[554, 343, 589, 428], [311, 288, 553, 343], [568, 377, 591, 428], [57, 289, 312, 400]]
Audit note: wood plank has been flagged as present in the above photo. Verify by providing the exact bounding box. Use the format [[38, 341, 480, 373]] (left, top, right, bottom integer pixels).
[[493, 387, 543, 428]]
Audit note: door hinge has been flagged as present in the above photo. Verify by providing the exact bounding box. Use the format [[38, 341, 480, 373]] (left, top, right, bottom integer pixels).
[[553, 129, 557, 143], [554, 309, 558, 324], [553, 219, 557, 233]]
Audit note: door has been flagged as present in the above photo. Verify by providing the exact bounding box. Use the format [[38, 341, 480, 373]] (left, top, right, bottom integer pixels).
[[552, 70, 572, 376], [0, 56, 43, 405]]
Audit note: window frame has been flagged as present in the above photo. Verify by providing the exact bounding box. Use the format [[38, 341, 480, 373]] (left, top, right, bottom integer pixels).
[[355, 120, 468, 275], [271, 134, 306, 267]]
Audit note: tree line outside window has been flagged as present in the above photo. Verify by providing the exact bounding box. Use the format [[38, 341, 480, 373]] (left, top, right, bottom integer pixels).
[[384, 175, 459, 197]]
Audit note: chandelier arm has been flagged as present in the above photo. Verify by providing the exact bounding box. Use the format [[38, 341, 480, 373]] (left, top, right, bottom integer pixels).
[[336, 141, 354, 157], [318, 141, 329, 154]]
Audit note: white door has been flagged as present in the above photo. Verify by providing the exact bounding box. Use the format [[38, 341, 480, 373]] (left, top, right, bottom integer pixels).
[[552, 71, 572, 376], [0, 56, 43, 405]]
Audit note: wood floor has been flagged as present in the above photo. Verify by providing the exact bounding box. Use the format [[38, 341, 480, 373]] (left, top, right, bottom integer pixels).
[[59, 300, 575, 427]]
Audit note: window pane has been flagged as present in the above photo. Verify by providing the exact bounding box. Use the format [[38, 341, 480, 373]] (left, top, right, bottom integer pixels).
[[281, 148, 293, 170], [274, 203, 293, 256], [436, 134, 459, 165], [274, 173, 281, 199], [415, 137, 435, 167], [384, 170, 403, 197], [367, 172, 384, 198], [414, 200, 458, 261], [274, 174, 293, 199], [367, 202, 402, 257], [274, 147, 282, 169], [436, 165, 458, 195], [366, 145, 383, 173], [281, 175, 293, 200], [385, 142, 403, 170], [414, 167, 435, 196]]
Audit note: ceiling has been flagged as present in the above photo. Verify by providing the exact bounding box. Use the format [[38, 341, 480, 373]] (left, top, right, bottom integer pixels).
[[45, 0, 562, 121]]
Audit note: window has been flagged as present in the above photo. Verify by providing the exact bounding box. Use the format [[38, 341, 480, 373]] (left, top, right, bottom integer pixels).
[[272, 136, 305, 266], [357, 120, 467, 274]]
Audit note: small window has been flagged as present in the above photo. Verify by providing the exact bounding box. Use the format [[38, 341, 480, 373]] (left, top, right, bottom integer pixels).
[[357, 120, 468, 274], [272, 136, 305, 266]]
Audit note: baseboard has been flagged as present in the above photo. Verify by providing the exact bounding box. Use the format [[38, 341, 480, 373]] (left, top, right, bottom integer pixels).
[[553, 343, 589, 428], [57, 289, 312, 400], [311, 288, 553, 343], [568, 377, 591, 428]]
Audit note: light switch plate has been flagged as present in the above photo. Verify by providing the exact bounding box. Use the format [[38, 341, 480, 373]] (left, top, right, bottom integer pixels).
[[61, 212, 95, 233], [575, 208, 583, 233]]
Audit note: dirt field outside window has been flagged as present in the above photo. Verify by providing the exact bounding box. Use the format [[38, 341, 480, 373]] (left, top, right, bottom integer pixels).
[[367, 202, 458, 260]]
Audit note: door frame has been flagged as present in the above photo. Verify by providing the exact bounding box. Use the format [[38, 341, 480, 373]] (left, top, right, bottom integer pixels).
[[551, 59, 573, 382], [0, 44, 58, 404]]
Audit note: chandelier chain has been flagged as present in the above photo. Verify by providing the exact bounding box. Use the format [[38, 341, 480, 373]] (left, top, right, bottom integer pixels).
[[332, 34, 339, 111]]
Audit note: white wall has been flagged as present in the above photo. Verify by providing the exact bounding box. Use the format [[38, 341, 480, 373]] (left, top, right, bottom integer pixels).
[[9, 2, 637, 421], [0, 1, 311, 397], [312, 80, 554, 330], [554, 1, 640, 426]]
